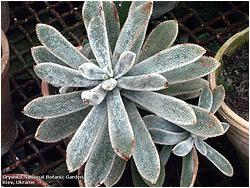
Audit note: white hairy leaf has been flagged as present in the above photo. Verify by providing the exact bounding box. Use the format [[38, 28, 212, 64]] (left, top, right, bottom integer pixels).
[[82, 1, 103, 28], [128, 44, 206, 75], [175, 90, 201, 100], [139, 20, 178, 62], [107, 88, 134, 160], [113, 2, 153, 64], [122, 90, 196, 126], [124, 99, 160, 184], [36, 24, 89, 69], [66, 101, 107, 172], [221, 122, 230, 133], [79, 63, 107, 80], [23, 91, 87, 119], [194, 138, 207, 156], [87, 16, 113, 76], [79, 43, 95, 59], [180, 148, 199, 187], [204, 142, 234, 177], [81, 84, 107, 105], [172, 137, 194, 157], [113, 51, 136, 79], [31, 46, 66, 66], [35, 107, 91, 143], [101, 78, 117, 91], [158, 78, 208, 96], [198, 86, 213, 112], [162, 56, 221, 84], [210, 85, 225, 114], [34, 63, 100, 87], [104, 155, 127, 187], [84, 123, 116, 187], [118, 74, 168, 91]]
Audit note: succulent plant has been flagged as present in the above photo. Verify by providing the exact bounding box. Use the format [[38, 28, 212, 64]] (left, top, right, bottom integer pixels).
[[143, 85, 234, 187], [23, 1, 224, 186]]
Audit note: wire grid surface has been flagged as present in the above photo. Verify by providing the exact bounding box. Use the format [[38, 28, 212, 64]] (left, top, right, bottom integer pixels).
[[1, 1, 249, 186]]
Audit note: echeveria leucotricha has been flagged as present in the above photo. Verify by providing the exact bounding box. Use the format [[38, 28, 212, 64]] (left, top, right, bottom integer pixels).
[[24, 1, 224, 186]]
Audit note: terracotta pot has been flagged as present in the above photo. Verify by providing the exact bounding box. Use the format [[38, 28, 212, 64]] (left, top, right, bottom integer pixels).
[[1, 174, 49, 187], [1, 29, 18, 156], [208, 27, 249, 175]]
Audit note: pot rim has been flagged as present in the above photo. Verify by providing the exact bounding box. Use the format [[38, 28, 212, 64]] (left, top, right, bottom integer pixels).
[[1, 29, 9, 76], [208, 27, 249, 133]]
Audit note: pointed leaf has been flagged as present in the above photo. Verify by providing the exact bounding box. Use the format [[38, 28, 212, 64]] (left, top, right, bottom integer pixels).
[[128, 44, 206, 75], [194, 138, 207, 155], [31, 46, 66, 66], [87, 16, 113, 76], [158, 78, 208, 96], [180, 148, 199, 187], [35, 107, 91, 143], [34, 63, 100, 87], [36, 24, 89, 69], [23, 91, 87, 119], [122, 90, 196, 126], [107, 88, 134, 160], [124, 99, 160, 183], [66, 101, 107, 172], [103, 1, 120, 52], [204, 142, 234, 177], [79, 63, 107, 80], [221, 122, 230, 133], [113, 2, 153, 64], [198, 85, 213, 112], [84, 123, 116, 187], [172, 137, 194, 157], [139, 20, 178, 62], [162, 56, 221, 84], [160, 146, 173, 166], [118, 74, 168, 91], [81, 84, 107, 105], [104, 156, 127, 187], [181, 105, 224, 137], [114, 51, 136, 79], [210, 85, 225, 114]]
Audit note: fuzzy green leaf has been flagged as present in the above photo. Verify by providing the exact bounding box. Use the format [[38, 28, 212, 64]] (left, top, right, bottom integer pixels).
[[180, 148, 199, 187], [139, 20, 178, 62], [158, 78, 208, 96], [175, 90, 201, 100], [81, 84, 107, 105], [221, 122, 230, 133], [160, 146, 173, 166], [66, 101, 107, 172], [23, 91, 87, 119], [114, 51, 136, 79], [128, 44, 206, 76], [87, 16, 113, 76], [79, 43, 95, 59], [31, 46, 66, 66], [194, 138, 207, 155], [107, 88, 134, 160], [204, 142, 234, 177], [82, 1, 103, 28], [35, 107, 91, 143], [79, 63, 106, 80], [103, 1, 120, 52], [34, 63, 100, 87], [210, 85, 225, 114], [104, 155, 127, 187], [162, 56, 221, 84], [84, 123, 116, 187], [129, 1, 149, 13], [118, 74, 168, 91], [172, 137, 194, 157], [122, 90, 196, 126], [125, 99, 160, 184], [177, 105, 224, 138], [198, 86, 213, 112], [113, 2, 153, 64], [36, 24, 89, 69], [131, 158, 166, 187]]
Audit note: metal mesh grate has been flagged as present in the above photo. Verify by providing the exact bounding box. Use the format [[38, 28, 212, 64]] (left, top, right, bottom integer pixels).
[[2, 1, 249, 186]]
